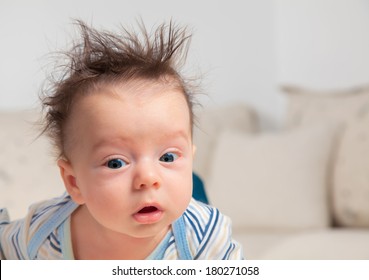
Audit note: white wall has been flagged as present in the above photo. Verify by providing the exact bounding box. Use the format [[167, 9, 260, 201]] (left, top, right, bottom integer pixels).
[[274, 0, 369, 89], [0, 0, 278, 128], [1, 0, 369, 129]]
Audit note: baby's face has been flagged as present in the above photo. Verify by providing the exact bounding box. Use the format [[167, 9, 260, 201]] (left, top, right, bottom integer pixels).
[[60, 81, 194, 239]]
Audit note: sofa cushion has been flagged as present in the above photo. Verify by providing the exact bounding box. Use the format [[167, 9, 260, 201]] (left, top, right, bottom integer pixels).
[[207, 123, 337, 230], [333, 115, 369, 227], [193, 103, 258, 183], [0, 110, 64, 220], [232, 230, 295, 260], [258, 229, 369, 260], [282, 85, 369, 128]]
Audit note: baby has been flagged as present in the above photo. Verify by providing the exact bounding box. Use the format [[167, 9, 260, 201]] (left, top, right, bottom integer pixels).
[[0, 20, 243, 259]]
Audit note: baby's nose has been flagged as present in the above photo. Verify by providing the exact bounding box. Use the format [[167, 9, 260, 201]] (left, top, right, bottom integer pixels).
[[133, 162, 161, 190]]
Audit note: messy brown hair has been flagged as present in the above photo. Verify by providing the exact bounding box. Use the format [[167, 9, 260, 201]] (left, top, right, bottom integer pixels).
[[40, 19, 196, 159]]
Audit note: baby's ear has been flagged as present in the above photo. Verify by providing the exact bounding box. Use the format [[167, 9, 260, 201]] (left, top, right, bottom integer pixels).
[[192, 144, 197, 158], [57, 159, 85, 205]]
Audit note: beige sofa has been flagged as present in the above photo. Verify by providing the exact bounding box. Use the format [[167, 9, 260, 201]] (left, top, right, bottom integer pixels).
[[193, 86, 369, 259], [1, 86, 369, 259]]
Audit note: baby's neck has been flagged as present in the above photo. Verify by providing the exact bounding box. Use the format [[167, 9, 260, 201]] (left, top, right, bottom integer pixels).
[[70, 206, 169, 260]]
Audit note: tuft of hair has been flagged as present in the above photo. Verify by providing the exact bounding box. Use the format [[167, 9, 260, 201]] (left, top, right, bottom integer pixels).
[[40, 19, 197, 159]]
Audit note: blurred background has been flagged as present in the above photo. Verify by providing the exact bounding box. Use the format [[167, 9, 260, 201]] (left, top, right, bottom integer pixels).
[[1, 0, 369, 259], [1, 0, 369, 129]]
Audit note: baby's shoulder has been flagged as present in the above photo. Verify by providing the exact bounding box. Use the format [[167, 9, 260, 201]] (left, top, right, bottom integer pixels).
[[27, 193, 73, 221], [182, 200, 231, 249], [183, 198, 224, 228], [0, 193, 75, 259], [184, 198, 232, 233], [1, 193, 72, 231], [181, 199, 243, 259]]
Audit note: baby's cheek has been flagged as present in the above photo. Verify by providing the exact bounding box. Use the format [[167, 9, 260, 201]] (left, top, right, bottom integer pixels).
[[177, 182, 193, 208], [86, 194, 127, 223]]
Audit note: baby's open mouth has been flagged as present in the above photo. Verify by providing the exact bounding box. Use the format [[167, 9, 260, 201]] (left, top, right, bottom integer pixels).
[[133, 205, 163, 224], [138, 206, 158, 214]]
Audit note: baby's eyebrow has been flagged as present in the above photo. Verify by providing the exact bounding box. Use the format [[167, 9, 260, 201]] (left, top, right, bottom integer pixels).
[[91, 137, 128, 151], [91, 129, 190, 150], [160, 129, 190, 140]]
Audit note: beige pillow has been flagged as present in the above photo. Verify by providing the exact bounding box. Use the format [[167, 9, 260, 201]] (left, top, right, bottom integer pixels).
[[333, 115, 369, 227], [207, 124, 337, 230], [282, 85, 369, 228], [282, 85, 369, 127], [193, 103, 258, 183], [0, 110, 64, 220]]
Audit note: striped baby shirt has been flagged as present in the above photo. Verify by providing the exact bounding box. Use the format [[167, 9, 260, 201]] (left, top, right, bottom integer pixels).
[[0, 193, 243, 259]]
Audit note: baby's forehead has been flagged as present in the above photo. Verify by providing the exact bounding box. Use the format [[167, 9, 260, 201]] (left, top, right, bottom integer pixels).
[[71, 78, 190, 116], [66, 79, 192, 136], [82, 78, 189, 109], [65, 77, 193, 137]]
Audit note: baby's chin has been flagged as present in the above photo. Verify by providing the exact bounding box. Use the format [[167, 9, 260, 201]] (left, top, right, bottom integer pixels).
[[129, 223, 171, 240]]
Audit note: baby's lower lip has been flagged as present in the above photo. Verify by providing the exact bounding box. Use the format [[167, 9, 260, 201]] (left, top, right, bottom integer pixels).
[[133, 207, 163, 224]]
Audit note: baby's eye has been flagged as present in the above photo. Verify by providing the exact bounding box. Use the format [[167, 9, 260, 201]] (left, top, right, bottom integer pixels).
[[159, 152, 179, 163], [106, 158, 127, 169]]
